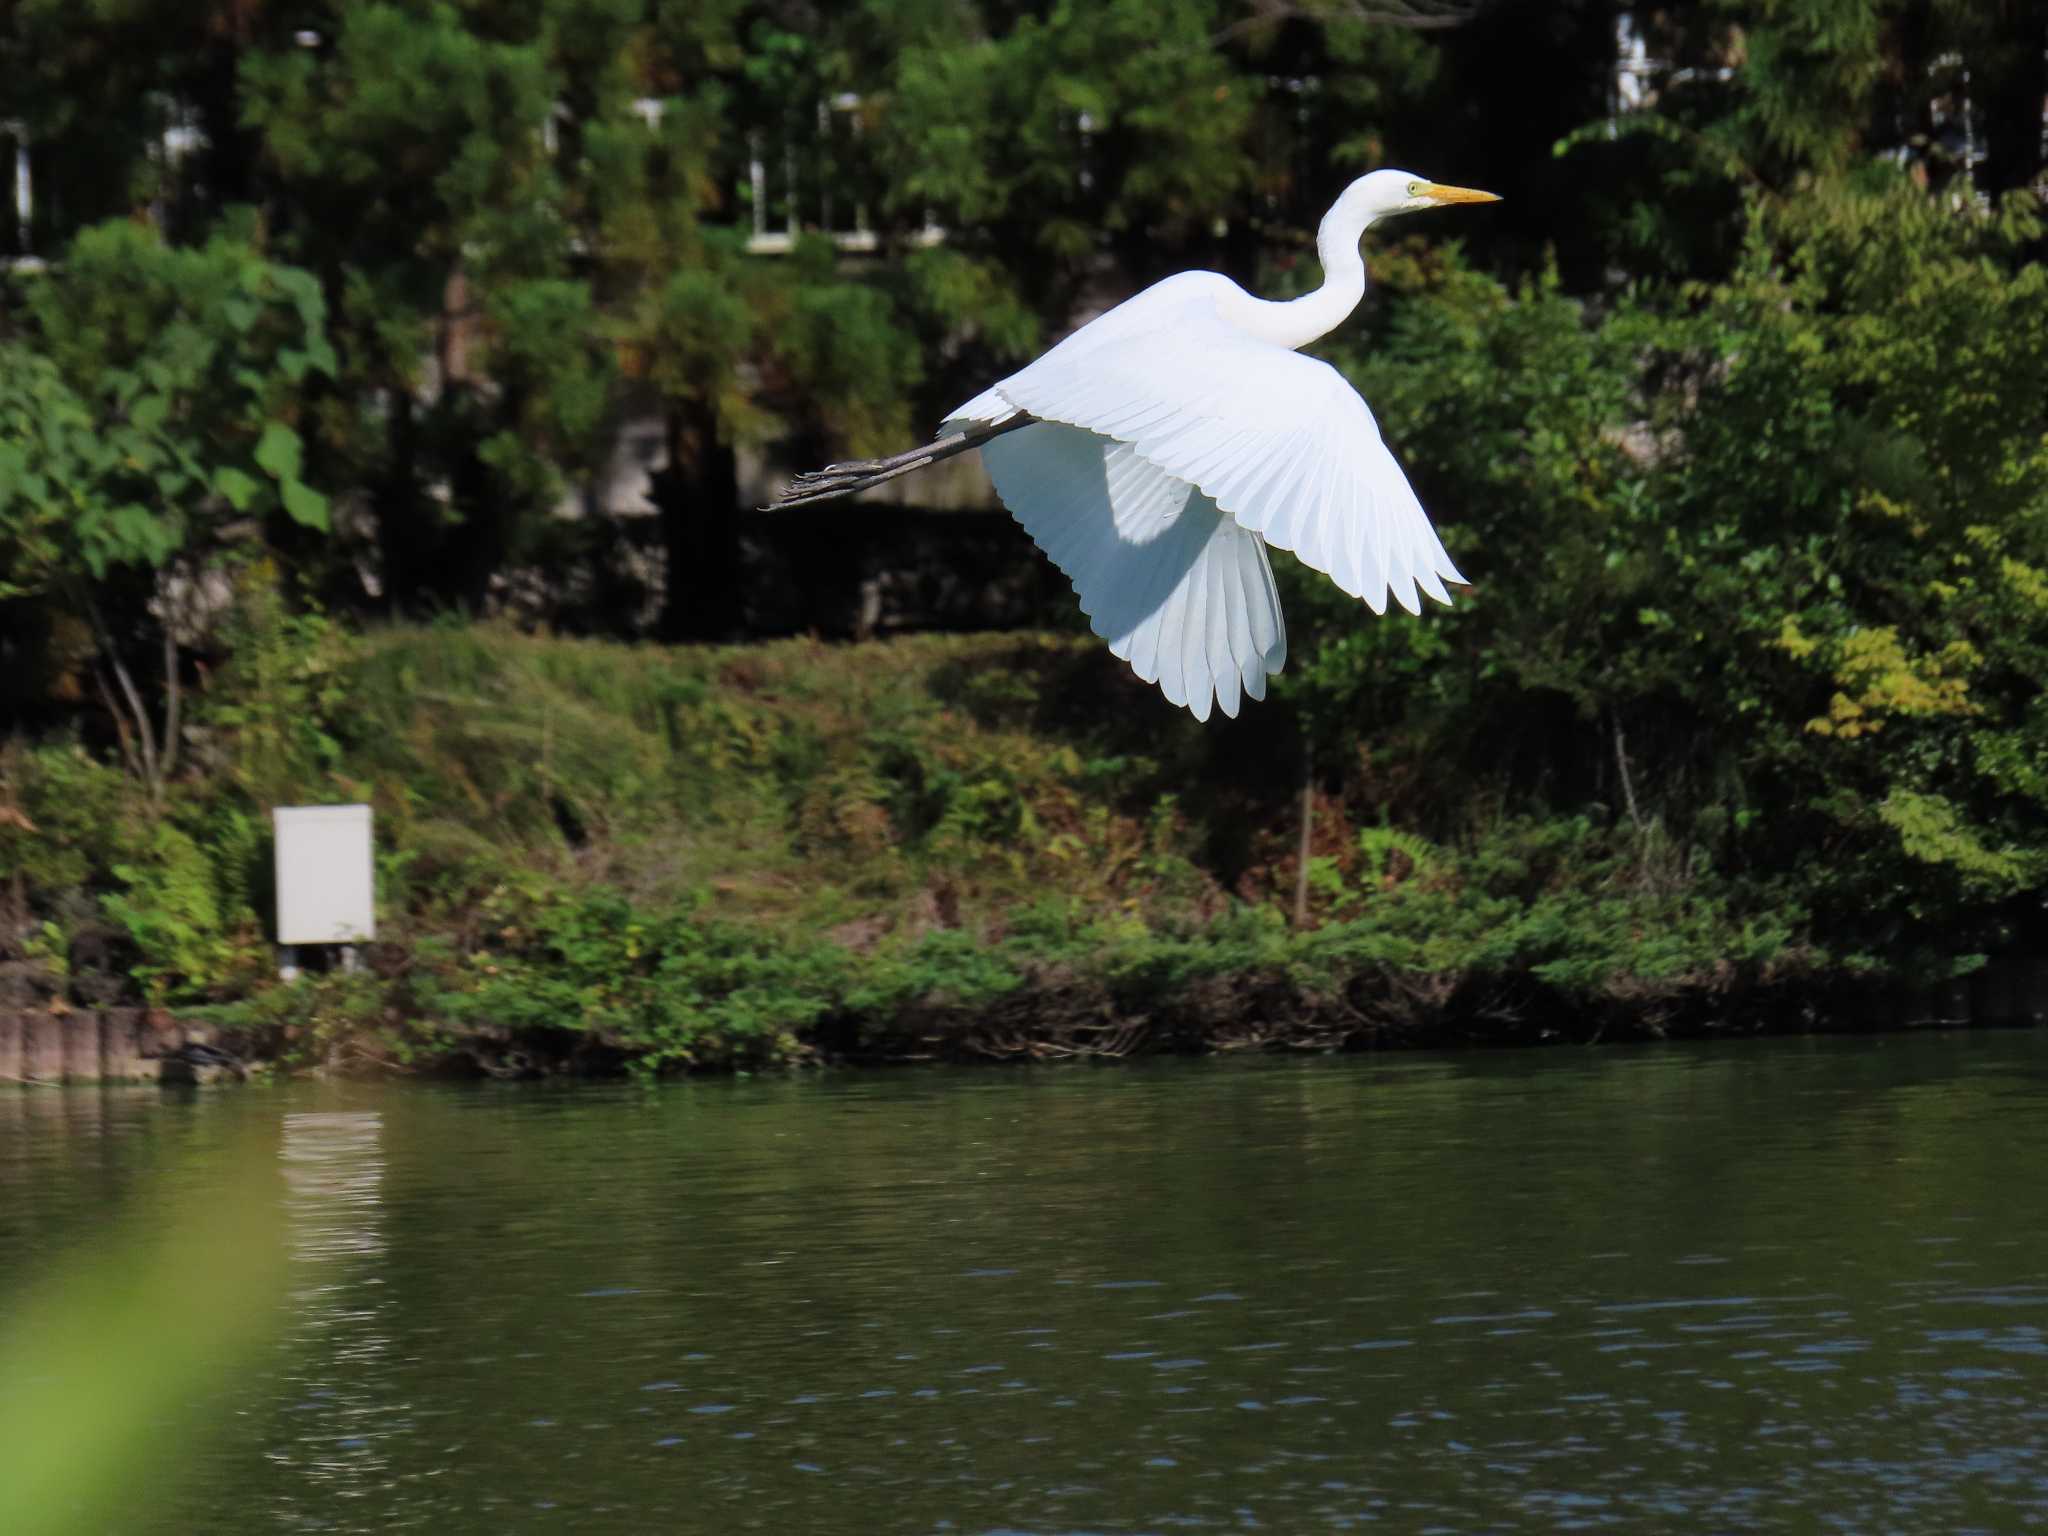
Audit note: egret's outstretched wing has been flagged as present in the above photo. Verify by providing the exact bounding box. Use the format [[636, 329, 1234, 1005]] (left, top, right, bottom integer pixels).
[[988, 297, 1464, 617], [976, 422, 1285, 721]]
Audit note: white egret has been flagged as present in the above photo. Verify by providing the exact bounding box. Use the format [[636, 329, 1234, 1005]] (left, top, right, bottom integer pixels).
[[777, 169, 1500, 720]]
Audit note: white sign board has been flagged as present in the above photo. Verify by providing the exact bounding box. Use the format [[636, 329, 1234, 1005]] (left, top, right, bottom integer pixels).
[[273, 804, 376, 945]]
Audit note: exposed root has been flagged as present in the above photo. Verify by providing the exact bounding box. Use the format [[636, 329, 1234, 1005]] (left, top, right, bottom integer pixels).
[[963, 1015, 1154, 1061]]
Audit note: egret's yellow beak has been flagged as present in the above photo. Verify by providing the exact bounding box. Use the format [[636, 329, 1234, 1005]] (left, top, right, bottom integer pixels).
[[1419, 182, 1501, 206]]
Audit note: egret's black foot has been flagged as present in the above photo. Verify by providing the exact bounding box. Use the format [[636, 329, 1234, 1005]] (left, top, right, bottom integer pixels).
[[767, 414, 1035, 510]]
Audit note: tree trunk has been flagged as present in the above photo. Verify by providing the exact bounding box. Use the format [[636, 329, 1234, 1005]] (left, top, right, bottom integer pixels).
[[192, 35, 257, 220], [1611, 713, 1643, 835], [656, 399, 744, 642], [376, 391, 423, 613], [444, 427, 503, 613], [83, 592, 168, 807], [1293, 747, 1315, 930], [1439, 0, 1619, 290], [159, 604, 181, 786], [1977, 1, 2048, 201]]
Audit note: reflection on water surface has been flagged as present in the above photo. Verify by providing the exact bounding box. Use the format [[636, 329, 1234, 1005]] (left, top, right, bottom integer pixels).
[[4, 1032, 2047, 1532]]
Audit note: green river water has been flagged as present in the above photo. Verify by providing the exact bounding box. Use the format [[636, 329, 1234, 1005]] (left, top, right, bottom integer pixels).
[[4, 1031, 2047, 1533]]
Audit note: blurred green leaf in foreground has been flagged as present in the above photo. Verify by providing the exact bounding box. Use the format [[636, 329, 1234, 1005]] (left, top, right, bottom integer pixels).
[[0, 1120, 289, 1536]]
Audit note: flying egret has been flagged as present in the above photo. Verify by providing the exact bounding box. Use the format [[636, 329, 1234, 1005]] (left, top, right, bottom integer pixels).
[[777, 169, 1500, 721]]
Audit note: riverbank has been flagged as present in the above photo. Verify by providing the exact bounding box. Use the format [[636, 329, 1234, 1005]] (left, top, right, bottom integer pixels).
[[4, 615, 2039, 1079], [4, 961, 2046, 1085]]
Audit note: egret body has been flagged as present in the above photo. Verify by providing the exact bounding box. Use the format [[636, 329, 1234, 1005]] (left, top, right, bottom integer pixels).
[[778, 169, 1499, 720]]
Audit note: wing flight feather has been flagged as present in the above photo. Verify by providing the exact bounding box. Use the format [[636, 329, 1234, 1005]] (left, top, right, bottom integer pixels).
[[988, 298, 1464, 616], [975, 423, 1285, 721]]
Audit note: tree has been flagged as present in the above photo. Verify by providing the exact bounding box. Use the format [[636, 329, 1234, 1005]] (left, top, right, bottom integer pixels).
[[1557, 0, 2048, 285], [239, 1, 608, 611], [0, 222, 334, 802], [556, 2, 961, 638], [1950, 0, 2048, 201], [1291, 168, 2048, 959]]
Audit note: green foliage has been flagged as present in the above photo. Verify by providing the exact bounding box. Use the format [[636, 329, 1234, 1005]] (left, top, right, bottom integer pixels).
[[225, 625, 1820, 1063], [1876, 791, 2041, 898], [0, 351, 108, 594], [0, 610, 1926, 1062], [0, 742, 139, 908], [844, 929, 1027, 1018], [1294, 172, 2048, 957], [102, 822, 241, 1003], [883, 0, 1253, 263], [1294, 816, 1801, 1005], [4, 221, 335, 576], [208, 965, 453, 1074], [1, 220, 337, 801], [418, 882, 838, 1072], [0, 564, 361, 1001], [197, 562, 355, 806], [1713, 0, 1895, 176]]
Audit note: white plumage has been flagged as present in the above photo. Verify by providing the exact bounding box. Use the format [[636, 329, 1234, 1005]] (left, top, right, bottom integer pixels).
[[781, 168, 1498, 721], [976, 423, 1285, 721]]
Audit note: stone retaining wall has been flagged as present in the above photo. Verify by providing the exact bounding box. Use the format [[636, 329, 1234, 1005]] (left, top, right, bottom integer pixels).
[[0, 1009, 169, 1084]]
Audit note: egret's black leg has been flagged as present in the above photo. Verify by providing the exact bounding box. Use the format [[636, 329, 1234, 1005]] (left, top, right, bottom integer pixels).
[[769, 413, 1035, 509]]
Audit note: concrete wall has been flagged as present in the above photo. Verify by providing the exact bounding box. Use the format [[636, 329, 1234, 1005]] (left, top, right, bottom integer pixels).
[[0, 1009, 165, 1084]]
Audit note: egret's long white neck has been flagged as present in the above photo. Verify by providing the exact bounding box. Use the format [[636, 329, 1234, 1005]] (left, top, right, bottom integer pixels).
[[1255, 204, 1371, 352]]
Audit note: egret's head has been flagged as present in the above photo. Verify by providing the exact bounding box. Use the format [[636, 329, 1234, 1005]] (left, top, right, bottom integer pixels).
[[1336, 168, 1501, 230]]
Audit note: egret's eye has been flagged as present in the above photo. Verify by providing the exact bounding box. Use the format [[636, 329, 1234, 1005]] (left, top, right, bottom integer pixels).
[[1407, 180, 1421, 197]]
